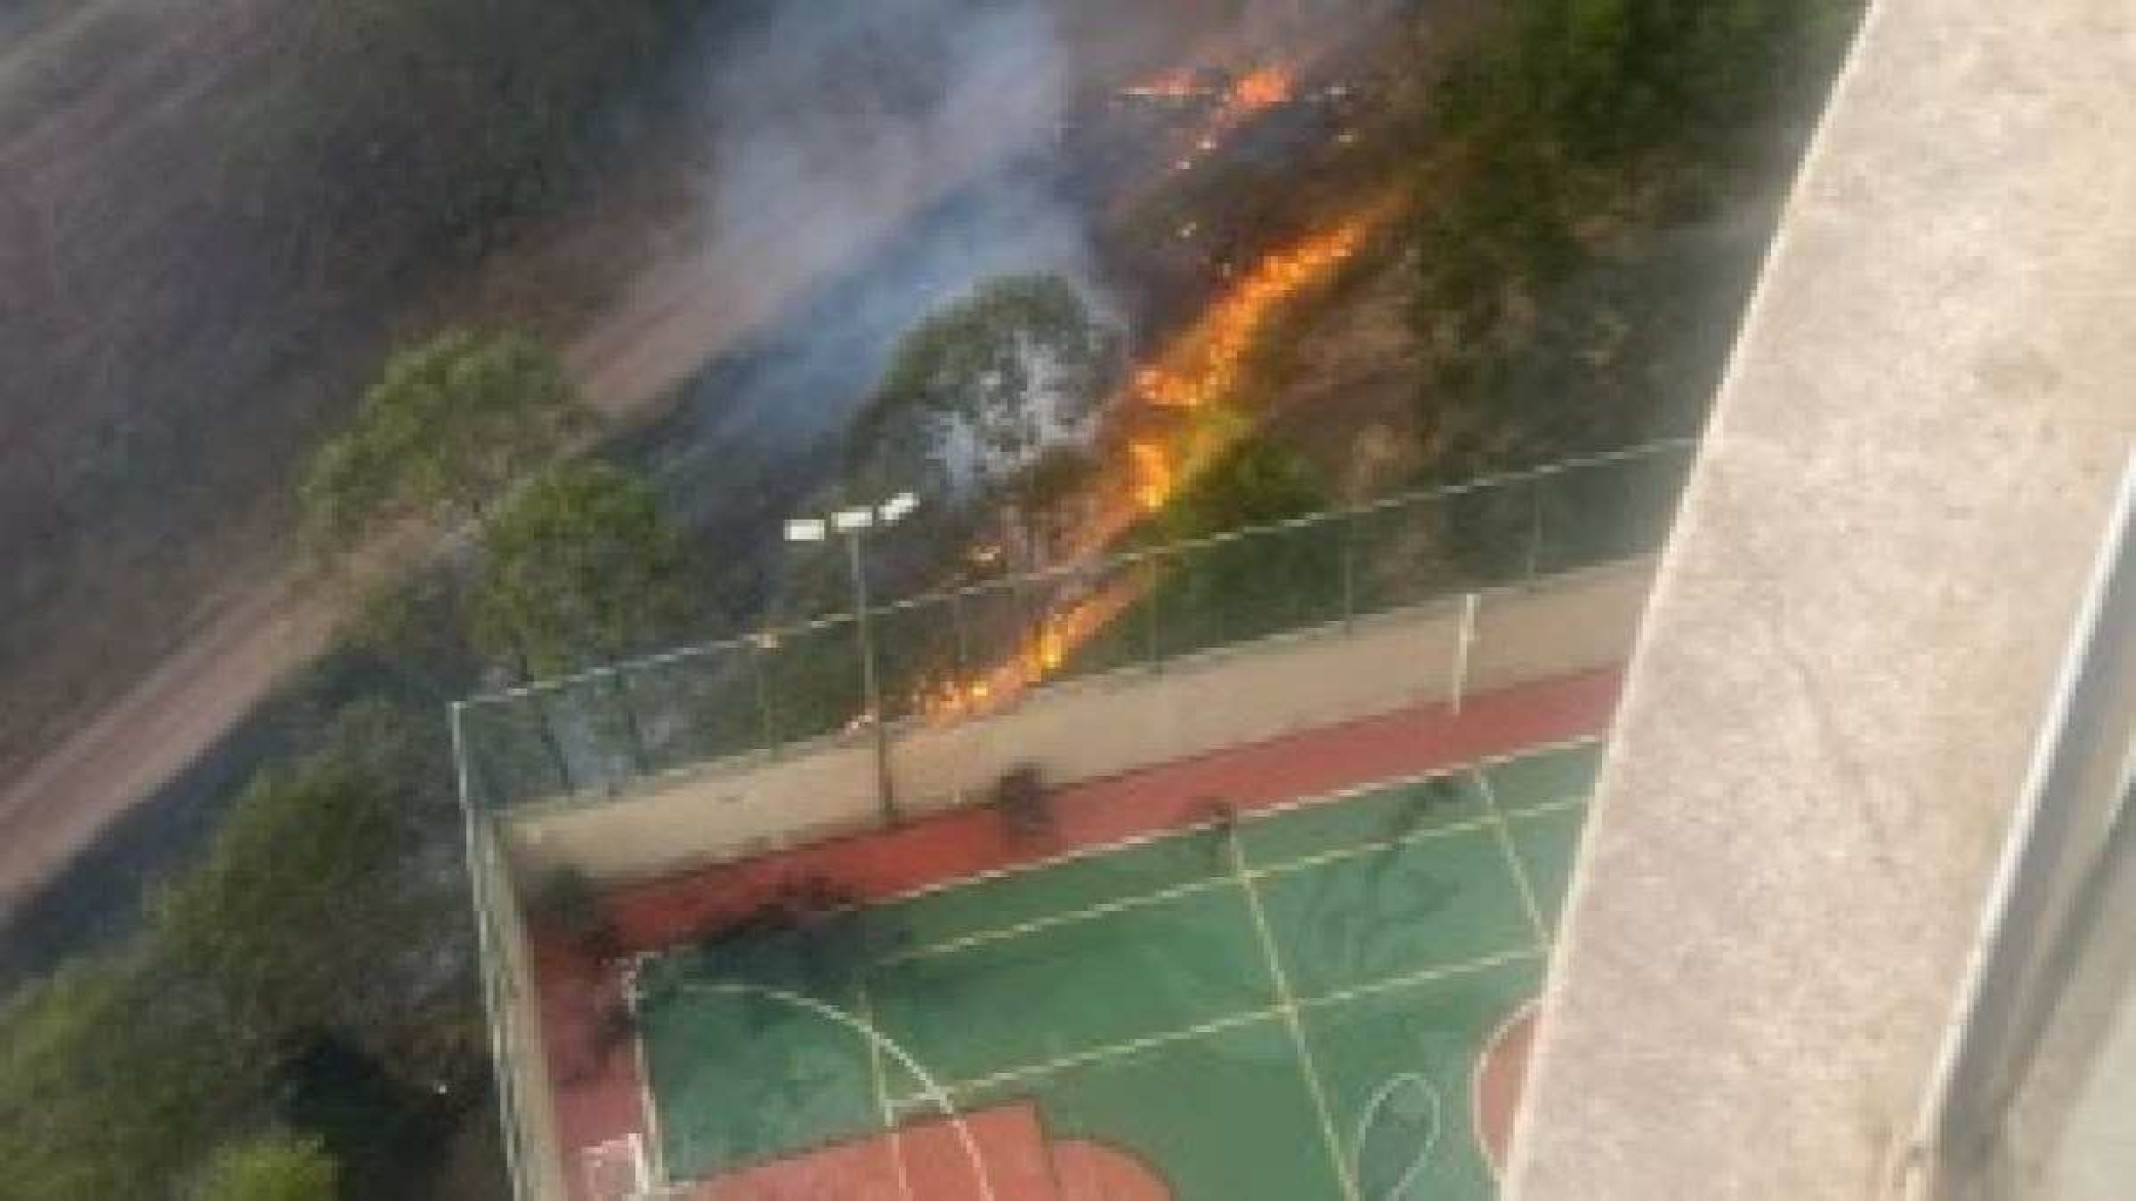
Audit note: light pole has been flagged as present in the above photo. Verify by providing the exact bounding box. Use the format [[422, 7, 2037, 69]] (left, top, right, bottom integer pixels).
[[785, 490, 919, 826]]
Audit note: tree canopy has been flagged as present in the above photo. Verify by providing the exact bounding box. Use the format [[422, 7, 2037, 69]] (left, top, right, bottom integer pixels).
[[0, 702, 467, 1201], [1156, 431, 1327, 542], [469, 461, 696, 676], [146, 701, 456, 1050], [299, 329, 592, 551], [188, 1133, 337, 1201], [851, 273, 1121, 502]]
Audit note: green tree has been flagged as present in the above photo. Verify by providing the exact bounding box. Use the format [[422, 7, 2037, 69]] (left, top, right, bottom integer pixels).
[[0, 952, 247, 1201], [1149, 434, 1336, 650], [0, 704, 464, 1201], [190, 1133, 337, 1201], [1155, 431, 1328, 542], [852, 273, 1121, 508], [299, 329, 591, 552], [469, 462, 697, 774], [1013, 444, 1101, 562], [147, 701, 460, 1056], [298, 330, 601, 761], [469, 462, 694, 676]]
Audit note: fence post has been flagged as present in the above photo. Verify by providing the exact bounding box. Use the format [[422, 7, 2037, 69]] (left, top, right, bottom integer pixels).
[[1451, 591, 1479, 715], [1525, 473, 1547, 582], [610, 669, 650, 776], [750, 634, 776, 754], [526, 683, 574, 798], [1341, 508, 1358, 631], [951, 586, 970, 681], [449, 700, 476, 816], [1205, 541, 1224, 647], [1145, 550, 1165, 671]]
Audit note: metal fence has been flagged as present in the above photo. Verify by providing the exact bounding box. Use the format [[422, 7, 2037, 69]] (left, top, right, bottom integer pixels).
[[452, 439, 1695, 812]]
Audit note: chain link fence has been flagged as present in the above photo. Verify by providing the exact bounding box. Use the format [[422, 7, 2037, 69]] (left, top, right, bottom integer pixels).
[[453, 440, 1694, 812]]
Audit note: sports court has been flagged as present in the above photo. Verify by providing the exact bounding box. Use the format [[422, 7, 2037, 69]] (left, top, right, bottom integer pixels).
[[623, 738, 1597, 1201]]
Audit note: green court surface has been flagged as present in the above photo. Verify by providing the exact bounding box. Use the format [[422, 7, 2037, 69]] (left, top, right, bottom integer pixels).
[[631, 739, 1601, 1201]]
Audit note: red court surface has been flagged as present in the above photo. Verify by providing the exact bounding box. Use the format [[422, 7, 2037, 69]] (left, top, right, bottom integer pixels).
[[530, 666, 1621, 1200], [672, 1100, 1168, 1201], [1474, 1005, 1541, 1179]]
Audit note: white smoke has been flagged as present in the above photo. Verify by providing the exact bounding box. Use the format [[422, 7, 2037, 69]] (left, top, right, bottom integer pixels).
[[577, 0, 1096, 426]]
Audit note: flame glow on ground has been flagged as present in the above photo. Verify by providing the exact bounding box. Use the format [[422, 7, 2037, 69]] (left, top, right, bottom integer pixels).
[[1175, 65, 1299, 172], [1119, 64, 1293, 111], [1228, 66, 1295, 112], [911, 573, 1146, 721], [918, 198, 1400, 721], [1130, 212, 1377, 417]]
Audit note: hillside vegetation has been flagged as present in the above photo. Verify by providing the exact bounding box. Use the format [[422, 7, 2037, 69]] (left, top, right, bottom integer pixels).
[[1405, 0, 1859, 477]]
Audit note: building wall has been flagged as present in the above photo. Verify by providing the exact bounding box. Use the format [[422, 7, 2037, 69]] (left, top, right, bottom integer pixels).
[[1505, 2, 2136, 1198]]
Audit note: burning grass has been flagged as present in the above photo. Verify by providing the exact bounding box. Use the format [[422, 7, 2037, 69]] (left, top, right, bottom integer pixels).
[[916, 195, 1403, 719], [1108, 194, 1401, 539], [1118, 61, 1304, 174]]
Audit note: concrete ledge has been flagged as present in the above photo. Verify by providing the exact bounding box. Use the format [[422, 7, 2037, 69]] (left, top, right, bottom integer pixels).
[[500, 558, 1654, 884], [1506, 2, 2136, 1198]]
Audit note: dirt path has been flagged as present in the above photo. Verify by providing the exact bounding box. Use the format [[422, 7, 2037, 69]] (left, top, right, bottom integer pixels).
[[0, 574, 341, 911]]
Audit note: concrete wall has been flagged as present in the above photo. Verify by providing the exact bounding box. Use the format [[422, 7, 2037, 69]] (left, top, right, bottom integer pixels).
[[2003, 811, 2136, 1201], [1505, 2, 2136, 1199], [1950, 469, 2136, 1201], [499, 558, 1653, 884]]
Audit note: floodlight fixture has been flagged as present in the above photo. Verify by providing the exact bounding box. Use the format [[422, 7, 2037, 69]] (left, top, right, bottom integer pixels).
[[878, 491, 920, 524]]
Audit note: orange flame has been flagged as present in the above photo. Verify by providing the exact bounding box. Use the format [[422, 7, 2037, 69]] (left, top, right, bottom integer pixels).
[[1129, 439, 1175, 513], [1229, 66, 1295, 112], [916, 577, 1144, 720], [922, 198, 1401, 722], [1128, 62, 1299, 171], [1130, 212, 1378, 415], [1100, 204, 1391, 553]]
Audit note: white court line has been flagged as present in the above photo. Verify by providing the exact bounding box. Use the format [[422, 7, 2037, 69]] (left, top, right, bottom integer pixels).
[[1352, 1071, 1443, 1201], [854, 980, 915, 1201], [1471, 999, 1541, 1182], [1227, 824, 1363, 1201], [865, 735, 1605, 912], [640, 740, 1601, 1172], [1502, 794, 1587, 822], [676, 981, 999, 1201], [1298, 947, 1542, 1013], [877, 875, 1233, 965], [884, 793, 1590, 967], [880, 946, 1542, 1112], [889, 1007, 1283, 1106], [1248, 807, 1527, 880], [1471, 769, 1551, 948]]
